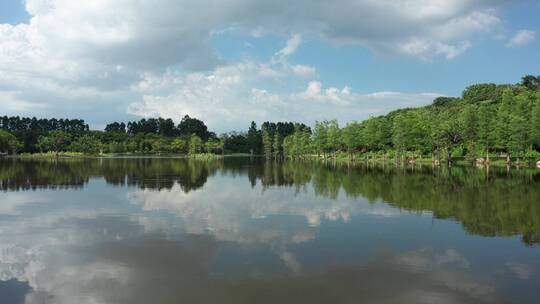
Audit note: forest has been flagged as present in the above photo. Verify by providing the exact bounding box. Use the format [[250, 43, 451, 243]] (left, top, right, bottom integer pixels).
[[1, 75, 540, 163]]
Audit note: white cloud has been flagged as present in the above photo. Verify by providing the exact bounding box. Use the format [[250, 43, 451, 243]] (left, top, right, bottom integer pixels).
[[506, 30, 536, 48], [291, 64, 316, 77], [128, 63, 441, 131], [0, 0, 508, 127], [274, 34, 302, 61]]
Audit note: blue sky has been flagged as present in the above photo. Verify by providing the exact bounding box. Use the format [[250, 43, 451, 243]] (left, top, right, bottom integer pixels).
[[0, 0, 539, 131]]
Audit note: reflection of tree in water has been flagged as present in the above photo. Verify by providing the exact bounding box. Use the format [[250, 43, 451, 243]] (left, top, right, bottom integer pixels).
[[2, 158, 540, 245], [0, 158, 95, 191], [99, 158, 222, 192], [0, 158, 223, 193], [253, 161, 540, 246]]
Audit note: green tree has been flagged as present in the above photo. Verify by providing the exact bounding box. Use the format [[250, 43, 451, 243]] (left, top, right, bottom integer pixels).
[[326, 120, 341, 154], [531, 99, 540, 149], [247, 121, 261, 155], [38, 130, 71, 156], [70, 135, 103, 155], [188, 134, 203, 155], [0, 129, 21, 154], [262, 128, 273, 158], [494, 88, 513, 152], [171, 137, 188, 154], [273, 132, 282, 158], [342, 122, 362, 156], [460, 104, 478, 156], [313, 121, 328, 156]]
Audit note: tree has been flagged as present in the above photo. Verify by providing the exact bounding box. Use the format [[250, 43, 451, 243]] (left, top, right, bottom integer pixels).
[[189, 134, 203, 155], [262, 128, 273, 158], [313, 121, 328, 156], [326, 120, 341, 154], [171, 137, 188, 154], [246, 121, 261, 155], [432, 97, 460, 107], [273, 132, 282, 158], [531, 100, 540, 149], [0, 130, 21, 154], [460, 104, 478, 156], [105, 122, 126, 133], [178, 115, 211, 140], [494, 89, 513, 152], [38, 130, 71, 156], [157, 118, 177, 137], [70, 135, 103, 154], [477, 104, 495, 158], [205, 138, 220, 154], [462, 83, 499, 103], [521, 75, 540, 91]]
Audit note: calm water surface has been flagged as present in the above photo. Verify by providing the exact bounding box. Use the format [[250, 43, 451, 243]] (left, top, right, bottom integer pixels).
[[0, 158, 539, 304]]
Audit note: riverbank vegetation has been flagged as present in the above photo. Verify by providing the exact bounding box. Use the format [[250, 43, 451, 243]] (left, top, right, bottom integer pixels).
[[1, 75, 540, 165]]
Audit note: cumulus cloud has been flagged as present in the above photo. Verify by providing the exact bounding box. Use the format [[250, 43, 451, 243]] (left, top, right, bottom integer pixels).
[[275, 34, 302, 60], [0, 0, 508, 128], [127, 58, 441, 131], [506, 30, 536, 48]]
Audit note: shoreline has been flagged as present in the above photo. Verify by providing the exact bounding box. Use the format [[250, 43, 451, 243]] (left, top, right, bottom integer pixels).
[[4, 152, 540, 168]]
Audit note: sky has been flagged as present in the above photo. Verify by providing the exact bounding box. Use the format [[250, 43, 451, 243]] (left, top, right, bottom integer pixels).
[[0, 0, 539, 131]]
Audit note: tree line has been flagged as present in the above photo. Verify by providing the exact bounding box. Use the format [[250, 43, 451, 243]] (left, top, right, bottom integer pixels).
[[279, 75, 540, 162], [0, 113, 309, 156], [1, 75, 540, 160]]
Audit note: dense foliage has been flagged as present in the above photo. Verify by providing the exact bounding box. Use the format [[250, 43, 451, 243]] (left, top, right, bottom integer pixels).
[[280, 75, 540, 160]]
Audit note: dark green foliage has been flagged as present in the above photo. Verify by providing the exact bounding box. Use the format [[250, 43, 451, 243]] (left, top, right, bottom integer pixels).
[[462, 83, 507, 103], [281, 76, 540, 159], [0, 116, 88, 152], [104, 122, 126, 133], [521, 75, 540, 91], [0, 129, 21, 154], [177, 115, 212, 140], [432, 96, 460, 107]]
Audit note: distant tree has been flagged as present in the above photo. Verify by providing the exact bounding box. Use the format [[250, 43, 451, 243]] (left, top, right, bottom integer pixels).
[[326, 120, 341, 154], [222, 132, 248, 154], [432, 97, 460, 107], [70, 135, 103, 154], [462, 83, 499, 103], [178, 115, 211, 140], [38, 130, 71, 156], [494, 88, 513, 151], [262, 128, 273, 158], [313, 121, 328, 156], [105, 122, 126, 133], [531, 101, 540, 149], [342, 122, 361, 155], [171, 137, 188, 154], [521, 75, 540, 91], [246, 121, 261, 155], [0, 129, 21, 154], [189, 134, 203, 155], [460, 104, 478, 155], [273, 132, 282, 158], [157, 118, 177, 137]]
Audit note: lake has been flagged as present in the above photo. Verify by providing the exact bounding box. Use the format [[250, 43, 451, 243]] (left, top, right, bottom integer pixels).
[[0, 157, 539, 304]]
